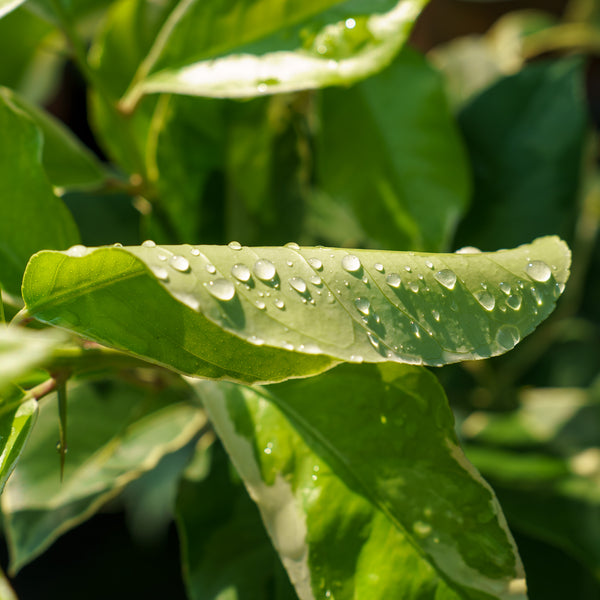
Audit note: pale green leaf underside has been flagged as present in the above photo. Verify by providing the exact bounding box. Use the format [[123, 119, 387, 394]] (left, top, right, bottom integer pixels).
[[23, 236, 569, 384], [120, 0, 428, 107], [0, 0, 25, 20]]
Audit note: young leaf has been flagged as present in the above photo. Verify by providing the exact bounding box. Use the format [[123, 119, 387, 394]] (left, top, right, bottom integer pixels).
[[23, 236, 570, 384], [198, 363, 526, 600], [0, 91, 79, 296]]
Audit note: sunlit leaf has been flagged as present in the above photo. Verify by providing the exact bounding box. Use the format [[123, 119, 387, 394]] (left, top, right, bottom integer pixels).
[[198, 363, 526, 599], [0, 0, 25, 19]]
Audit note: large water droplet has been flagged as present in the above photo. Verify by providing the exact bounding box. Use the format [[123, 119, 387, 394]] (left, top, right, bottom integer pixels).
[[506, 294, 522, 310], [66, 244, 89, 257], [474, 290, 495, 311], [355, 297, 370, 316], [456, 246, 481, 254], [208, 279, 235, 301], [228, 241, 242, 250], [254, 259, 276, 281], [341, 254, 361, 272], [499, 282, 511, 295], [386, 273, 401, 288], [496, 325, 520, 350], [289, 277, 307, 294], [170, 255, 190, 272], [526, 260, 551, 282], [285, 242, 300, 250], [434, 269, 457, 290], [231, 263, 251, 282], [308, 257, 322, 270], [142, 240, 156, 248], [151, 266, 169, 281]]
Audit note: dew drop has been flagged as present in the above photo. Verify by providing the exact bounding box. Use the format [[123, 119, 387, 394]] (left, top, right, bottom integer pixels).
[[526, 260, 551, 282], [142, 239, 156, 248], [456, 246, 481, 254], [190, 247, 201, 256], [425, 260, 434, 269], [531, 286, 543, 306], [555, 282, 565, 296], [496, 325, 520, 350], [367, 332, 380, 350], [308, 257, 323, 270], [344, 281, 350, 288], [206, 263, 216, 274], [255, 300, 266, 310], [499, 282, 511, 295], [228, 241, 242, 250], [274, 298, 285, 309], [349, 354, 363, 363], [310, 275, 322, 286], [66, 244, 89, 257], [285, 242, 300, 250], [355, 297, 370, 316], [434, 269, 457, 290], [412, 521, 432, 538], [207, 279, 235, 301], [417, 274, 424, 280], [474, 290, 495, 311], [374, 263, 384, 272], [386, 273, 401, 288], [231, 263, 251, 282], [151, 266, 169, 281], [289, 277, 307, 294], [432, 309, 440, 322], [170, 255, 190, 272], [248, 336, 265, 346], [506, 294, 522, 310], [283, 342, 294, 351], [342, 254, 361, 273], [264, 442, 273, 455], [404, 265, 411, 273], [411, 322, 421, 338], [409, 281, 419, 293], [361, 275, 368, 284], [254, 259, 276, 281], [112, 242, 123, 248], [157, 252, 168, 261]]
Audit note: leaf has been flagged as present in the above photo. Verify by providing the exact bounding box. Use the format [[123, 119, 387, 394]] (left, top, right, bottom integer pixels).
[[23, 236, 570, 384], [2, 376, 205, 572], [0, 88, 105, 189], [0, 0, 25, 19], [0, 565, 17, 600], [198, 363, 526, 600], [0, 90, 79, 296], [317, 47, 470, 252], [176, 441, 298, 600], [119, 0, 429, 108], [455, 57, 587, 251]]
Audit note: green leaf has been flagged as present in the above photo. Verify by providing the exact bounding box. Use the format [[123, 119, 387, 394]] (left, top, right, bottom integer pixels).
[[0, 0, 26, 19], [456, 57, 587, 250], [317, 47, 470, 252], [198, 363, 526, 600], [2, 376, 205, 572], [23, 236, 570, 384], [176, 442, 298, 600], [120, 0, 429, 108], [0, 90, 79, 296], [0, 565, 17, 600], [0, 88, 105, 189]]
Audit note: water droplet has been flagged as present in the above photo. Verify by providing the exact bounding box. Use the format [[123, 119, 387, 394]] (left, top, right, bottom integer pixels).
[[285, 242, 300, 250], [228, 241, 242, 250], [434, 269, 457, 290], [257, 83, 268, 93], [66, 244, 89, 257], [112, 242, 123, 248], [412, 521, 432, 538], [404, 265, 411, 273], [355, 297, 370, 316], [308, 257, 322, 270], [425, 260, 434, 269], [274, 298, 285, 309], [344, 281, 350, 288], [386, 273, 401, 288], [456, 246, 481, 254], [417, 273, 424, 280], [249, 336, 264, 346], [496, 325, 520, 350], [531, 286, 543, 306], [506, 294, 522, 310], [474, 290, 495, 311], [409, 281, 419, 293], [289, 277, 307, 294], [255, 300, 266, 310], [190, 247, 201, 256], [286, 260, 293, 267], [345, 17, 356, 29], [374, 263, 384, 272], [174, 292, 199, 311], [254, 259, 276, 281], [170, 255, 190, 272], [526, 260, 551, 282], [310, 275, 322, 285], [142, 240, 156, 247], [555, 282, 565, 296], [283, 342, 294, 351], [342, 254, 361, 272], [231, 263, 251, 282], [264, 442, 273, 455], [367, 332, 379, 350], [361, 275, 368, 284], [349, 354, 363, 363], [151, 266, 169, 281], [157, 252, 168, 261], [207, 279, 235, 301], [411, 322, 421, 338], [432, 309, 440, 322], [499, 282, 511, 295], [206, 263, 216, 274]]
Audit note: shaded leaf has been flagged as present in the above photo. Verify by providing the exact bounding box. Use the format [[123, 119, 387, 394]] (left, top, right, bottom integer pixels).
[[23, 236, 569, 384], [2, 376, 205, 572], [0, 91, 79, 296], [199, 363, 526, 599], [317, 47, 470, 252]]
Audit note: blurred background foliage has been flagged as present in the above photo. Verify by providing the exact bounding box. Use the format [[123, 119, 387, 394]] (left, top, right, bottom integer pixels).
[[1, 0, 600, 598]]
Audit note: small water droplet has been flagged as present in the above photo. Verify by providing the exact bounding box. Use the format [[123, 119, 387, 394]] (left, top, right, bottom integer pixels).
[[249, 336, 265, 346], [432, 309, 440, 322], [206, 263, 216, 274], [374, 263, 384, 272], [506, 294, 522, 310], [112, 242, 123, 248], [151, 266, 169, 281], [190, 247, 201, 256], [434, 269, 457, 290], [531, 286, 543, 306], [157, 252, 168, 261], [231, 263, 251, 282], [170, 255, 190, 272], [285, 242, 300, 250], [367, 332, 379, 350], [355, 297, 370, 316], [411, 322, 421, 338], [274, 298, 285, 309], [255, 300, 266, 310], [526, 260, 551, 282], [555, 282, 565, 296], [404, 265, 411, 273], [409, 281, 419, 293], [286, 260, 293, 267], [456, 246, 481, 254], [208, 279, 235, 301], [499, 282, 511, 295], [264, 442, 273, 455], [342, 254, 361, 272], [349, 355, 363, 363], [310, 275, 322, 285], [474, 290, 495, 311], [254, 259, 276, 281], [283, 342, 294, 351], [417, 274, 424, 280], [425, 260, 434, 269], [142, 240, 156, 247], [361, 275, 368, 284], [289, 277, 307, 294], [228, 241, 242, 250], [66, 244, 89, 257], [386, 273, 401, 288], [496, 325, 520, 350], [308, 257, 322, 270], [344, 281, 350, 288], [412, 521, 432, 538]]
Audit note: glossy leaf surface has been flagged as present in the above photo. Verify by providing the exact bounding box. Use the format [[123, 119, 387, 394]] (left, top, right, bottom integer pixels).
[[23, 236, 569, 383], [199, 363, 526, 599]]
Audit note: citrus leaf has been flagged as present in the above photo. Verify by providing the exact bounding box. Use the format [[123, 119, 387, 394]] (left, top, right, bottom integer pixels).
[[198, 363, 526, 599], [23, 236, 569, 384]]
